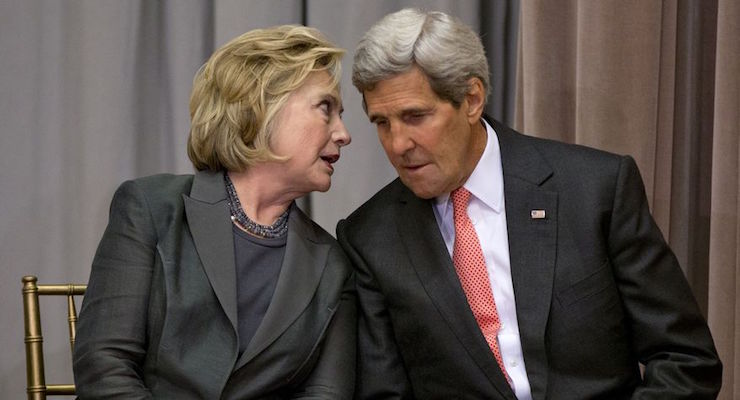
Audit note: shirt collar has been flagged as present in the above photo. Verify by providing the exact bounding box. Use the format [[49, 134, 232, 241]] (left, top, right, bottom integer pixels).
[[435, 118, 504, 217]]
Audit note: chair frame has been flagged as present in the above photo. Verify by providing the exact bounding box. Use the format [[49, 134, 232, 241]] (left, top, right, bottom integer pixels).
[[22, 275, 86, 400]]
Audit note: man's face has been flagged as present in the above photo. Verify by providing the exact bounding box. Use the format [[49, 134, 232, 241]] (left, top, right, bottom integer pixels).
[[363, 66, 486, 199]]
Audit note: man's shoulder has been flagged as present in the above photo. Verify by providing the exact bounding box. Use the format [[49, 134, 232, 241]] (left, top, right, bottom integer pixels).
[[346, 178, 406, 220], [337, 178, 409, 237], [495, 122, 625, 177], [497, 122, 618, 158]]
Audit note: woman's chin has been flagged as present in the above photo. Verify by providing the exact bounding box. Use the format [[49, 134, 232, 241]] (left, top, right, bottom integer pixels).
[[301, 179, 332, 194], [315, 182, 331, 193]]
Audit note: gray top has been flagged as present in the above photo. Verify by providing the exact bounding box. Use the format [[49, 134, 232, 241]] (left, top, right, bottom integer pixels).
[[232, 224, 286, 356]]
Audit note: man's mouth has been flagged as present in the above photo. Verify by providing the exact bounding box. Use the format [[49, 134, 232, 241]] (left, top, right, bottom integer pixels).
[[403, 163, 427, 171]]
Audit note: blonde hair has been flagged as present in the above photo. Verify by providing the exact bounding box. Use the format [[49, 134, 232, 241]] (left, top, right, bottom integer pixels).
[[187, 25, 344, 171]]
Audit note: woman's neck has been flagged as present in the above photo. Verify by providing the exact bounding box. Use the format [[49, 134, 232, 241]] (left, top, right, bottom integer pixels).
[[226, 167, 295, 226]]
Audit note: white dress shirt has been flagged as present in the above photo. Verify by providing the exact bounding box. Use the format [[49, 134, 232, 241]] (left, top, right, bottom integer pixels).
[[432, 119, 532, 400]]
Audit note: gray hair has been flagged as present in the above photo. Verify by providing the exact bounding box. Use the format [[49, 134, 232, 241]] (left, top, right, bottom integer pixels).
[[352, 8, 489, 107]]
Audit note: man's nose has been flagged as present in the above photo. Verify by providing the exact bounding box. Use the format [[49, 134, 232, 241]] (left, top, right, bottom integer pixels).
[[390, 123, 414, 155]]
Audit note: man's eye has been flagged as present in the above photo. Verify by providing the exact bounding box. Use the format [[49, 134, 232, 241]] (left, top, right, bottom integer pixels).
[[406, 113, 425, 123]]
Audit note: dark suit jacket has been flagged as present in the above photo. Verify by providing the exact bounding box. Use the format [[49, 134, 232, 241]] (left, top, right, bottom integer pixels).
[[336, 120, 721, 399], [74, 170, 355, 399]]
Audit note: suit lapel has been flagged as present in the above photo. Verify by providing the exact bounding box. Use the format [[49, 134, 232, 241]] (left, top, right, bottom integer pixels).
[[183, 171, 238, 332], [495, 121, 557, 400], [396, 190, 516, 399], [236, 203, 330, 368]]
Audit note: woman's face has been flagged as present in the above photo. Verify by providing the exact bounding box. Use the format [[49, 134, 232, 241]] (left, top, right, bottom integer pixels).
[[269, 71, 351, 195]]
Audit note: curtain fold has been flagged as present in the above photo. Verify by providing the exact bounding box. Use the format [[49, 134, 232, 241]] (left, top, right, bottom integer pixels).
[[481, 0, 520, 125], [708, 0, 740, 397], [669, 0, 717, 313]]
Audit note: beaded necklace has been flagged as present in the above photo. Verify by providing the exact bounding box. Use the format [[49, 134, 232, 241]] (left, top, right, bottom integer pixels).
[[223, 172, 289, 238]]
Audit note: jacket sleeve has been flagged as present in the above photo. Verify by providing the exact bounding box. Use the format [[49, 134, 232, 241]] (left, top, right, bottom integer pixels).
[[336, 219, 415, 400], [291, 245, 357, 400], [73, 180, 155, 399], [607, 156, 722, 399]]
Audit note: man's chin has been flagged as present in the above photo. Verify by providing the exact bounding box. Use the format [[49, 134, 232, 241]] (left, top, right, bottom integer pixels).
[[401, 177, 440, 199]]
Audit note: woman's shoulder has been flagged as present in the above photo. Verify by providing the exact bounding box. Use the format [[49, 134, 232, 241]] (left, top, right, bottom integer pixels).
[[111, 174, 194, 217], [115, 173, 194, 200], [126, 173, 195, 194]]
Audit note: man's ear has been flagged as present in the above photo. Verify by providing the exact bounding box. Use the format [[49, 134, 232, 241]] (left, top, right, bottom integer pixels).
[[465, 77, 485, 123]]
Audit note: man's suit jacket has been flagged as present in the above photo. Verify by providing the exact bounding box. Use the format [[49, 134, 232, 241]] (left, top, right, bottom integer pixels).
[[74, 170, 355, 399], [336, 120, 721, 399]]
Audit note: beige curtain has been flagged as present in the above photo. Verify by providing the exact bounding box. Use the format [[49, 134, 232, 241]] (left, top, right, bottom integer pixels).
[[516, 0, 739, 397], [708, 0, 740, 397]]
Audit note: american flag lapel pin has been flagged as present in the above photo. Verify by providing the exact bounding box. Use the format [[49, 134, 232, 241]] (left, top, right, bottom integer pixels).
[[530, 209, 546, 219]]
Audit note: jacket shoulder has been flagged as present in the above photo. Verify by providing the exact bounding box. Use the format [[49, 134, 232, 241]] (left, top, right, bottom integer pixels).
[[110, 174, 194, 228], [127, 173, 194, 196], [344, 179, 406, 221], [337, 178, 409, 242], [495, 123, 627, 187]]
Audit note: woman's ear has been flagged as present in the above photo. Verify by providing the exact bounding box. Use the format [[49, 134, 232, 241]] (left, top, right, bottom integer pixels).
[[465, 77, 485, 123]]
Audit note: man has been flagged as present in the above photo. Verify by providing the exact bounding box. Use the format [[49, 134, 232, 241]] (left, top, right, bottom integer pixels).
[[336, 8, 721, 399]]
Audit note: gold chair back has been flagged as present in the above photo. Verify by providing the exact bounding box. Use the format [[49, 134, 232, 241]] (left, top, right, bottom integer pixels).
[[22, 275, 86, 400]]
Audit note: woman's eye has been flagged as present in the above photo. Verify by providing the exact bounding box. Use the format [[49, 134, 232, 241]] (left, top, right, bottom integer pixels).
[[319, 101, 331, 115]]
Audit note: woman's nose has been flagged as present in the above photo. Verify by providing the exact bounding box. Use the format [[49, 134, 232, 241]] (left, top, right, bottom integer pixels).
[[333, 119, 351, 147]]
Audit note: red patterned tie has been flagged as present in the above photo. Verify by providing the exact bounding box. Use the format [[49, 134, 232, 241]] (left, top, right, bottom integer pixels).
[[451, 187, 510, 382]]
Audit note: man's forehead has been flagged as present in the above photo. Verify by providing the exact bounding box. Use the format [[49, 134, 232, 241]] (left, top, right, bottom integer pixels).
[[364, 89, 437, 120], [366, 70, 438, 101]]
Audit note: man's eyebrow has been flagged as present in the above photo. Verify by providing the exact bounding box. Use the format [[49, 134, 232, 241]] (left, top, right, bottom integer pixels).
[[400, 107, 430, 115], [368, 106, 431, 123], [368, 112, 384, 123]]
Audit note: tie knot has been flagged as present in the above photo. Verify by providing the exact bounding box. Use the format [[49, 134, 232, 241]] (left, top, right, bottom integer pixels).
[[451, 187, 472, 219]]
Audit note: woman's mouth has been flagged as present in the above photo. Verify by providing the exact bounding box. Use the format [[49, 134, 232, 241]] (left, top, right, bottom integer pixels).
[[321, 154, 339, 164], [320, 154, 339, 172]]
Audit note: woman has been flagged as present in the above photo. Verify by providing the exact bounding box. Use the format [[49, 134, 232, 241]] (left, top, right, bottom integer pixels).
[[73, 25, 354, 399]]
